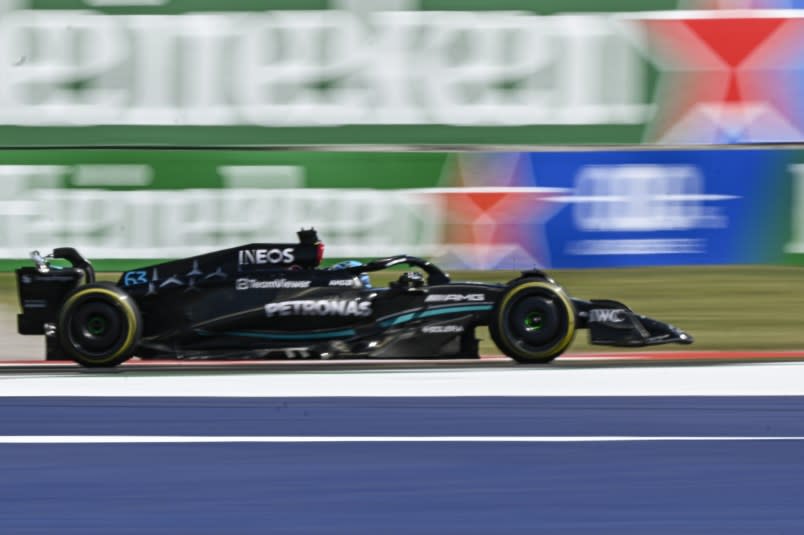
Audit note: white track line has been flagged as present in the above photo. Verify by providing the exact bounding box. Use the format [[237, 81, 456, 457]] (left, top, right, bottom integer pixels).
[[1, 435, 803, 444], [5, 362, 804, 396]]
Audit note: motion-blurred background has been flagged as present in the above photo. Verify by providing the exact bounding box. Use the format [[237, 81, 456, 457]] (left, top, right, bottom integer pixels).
[[2, 0, 804, 357]]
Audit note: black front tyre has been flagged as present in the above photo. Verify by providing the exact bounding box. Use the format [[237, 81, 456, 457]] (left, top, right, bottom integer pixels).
[[58, 282, 142, 367], [489, 279, 576, 364]]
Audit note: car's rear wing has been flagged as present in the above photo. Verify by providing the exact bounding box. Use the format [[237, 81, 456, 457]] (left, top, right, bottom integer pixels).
[[16, 248, 94, 335]]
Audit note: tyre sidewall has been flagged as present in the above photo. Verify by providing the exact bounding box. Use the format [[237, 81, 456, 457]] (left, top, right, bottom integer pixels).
[[58, 283, 141, 367], [491, 280, 575, 363]]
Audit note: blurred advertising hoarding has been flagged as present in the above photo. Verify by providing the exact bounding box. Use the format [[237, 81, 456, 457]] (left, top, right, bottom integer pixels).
[[0, 147, 801, 270], [0, 1, 803, 145]]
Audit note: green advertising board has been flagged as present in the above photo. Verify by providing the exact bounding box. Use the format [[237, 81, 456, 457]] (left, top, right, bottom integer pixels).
[[783, 150, 804, 266], [0, 149, 452, 269], [3, 0, 778, 147]]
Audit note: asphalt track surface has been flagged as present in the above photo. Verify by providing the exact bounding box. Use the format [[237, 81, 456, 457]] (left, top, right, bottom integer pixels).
[[4, 355, 804, 534], [2, 396, 804, 534]]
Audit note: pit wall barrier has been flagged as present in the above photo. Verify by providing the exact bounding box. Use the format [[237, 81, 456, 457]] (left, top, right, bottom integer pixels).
[[1, 148, 802, 270], [0, 2, 803, 146]]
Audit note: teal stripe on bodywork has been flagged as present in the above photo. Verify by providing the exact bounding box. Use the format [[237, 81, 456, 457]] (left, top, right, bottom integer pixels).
[[379, 304, 493, 328], [197, 304, 493, 341], [380, 312, 417, 328]]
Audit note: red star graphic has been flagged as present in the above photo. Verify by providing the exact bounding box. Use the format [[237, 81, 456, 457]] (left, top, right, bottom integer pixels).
[[439, 188, 559, 247], [632, 14, 795, 142], [417, 154, 568, 268], [684, 17, 785, 102]]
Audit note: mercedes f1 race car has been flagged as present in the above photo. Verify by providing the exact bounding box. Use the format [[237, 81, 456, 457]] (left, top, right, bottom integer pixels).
[[15, 229, 692, 367]]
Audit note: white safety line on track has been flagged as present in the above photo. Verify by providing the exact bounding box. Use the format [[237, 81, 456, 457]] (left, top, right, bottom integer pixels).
[[1, 436, 804, 444], [6, 362, 804, 396]]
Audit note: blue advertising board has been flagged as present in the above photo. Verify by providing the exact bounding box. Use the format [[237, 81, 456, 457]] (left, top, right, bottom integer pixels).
[[440, 149, 790, 268], [515, 150, 785, 268]]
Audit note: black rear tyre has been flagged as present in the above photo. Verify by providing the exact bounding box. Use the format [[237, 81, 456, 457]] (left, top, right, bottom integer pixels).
[[58, 282, 141, 367], [489, 279, 576, 364]]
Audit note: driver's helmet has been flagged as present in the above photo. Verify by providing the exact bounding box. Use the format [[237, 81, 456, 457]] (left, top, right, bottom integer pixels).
[[328, 259, 372, 288]]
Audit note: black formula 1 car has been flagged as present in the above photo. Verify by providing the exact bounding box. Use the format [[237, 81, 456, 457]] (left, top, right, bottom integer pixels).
[[15, 229, 692, 367]]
